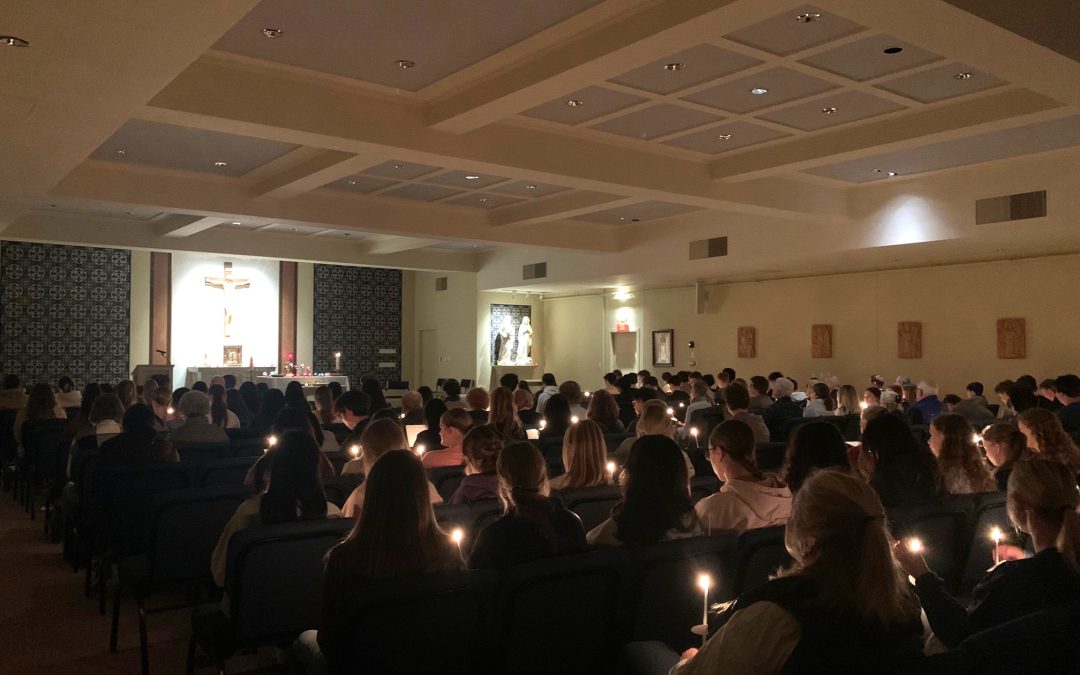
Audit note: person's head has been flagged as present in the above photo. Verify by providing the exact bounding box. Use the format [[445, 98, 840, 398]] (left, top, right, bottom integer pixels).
[[423, 397, 449, 431], [121, 403, 158, 434], [283, 380, 307, 409], [442, 378, 462, 400], [512, 387, 534, 414], [1054, 374, 1080, 403], [259, 431, 327, 525], [149, 387, 171, 418], [781, 470, 920, 625], [994, 379, 1015, 402], [561, 419, 607, 488], [966, 382, 984, 399], [915, 380, 937, 401], [861, 414, 936, 481], [930, 413, 995, 492], [499, 373, 520, 390], [880, 389, 900, 413], [982, 423, 1027, 470], [79, 382, 101, 417], [835, 384, 860, 414], [901, 384, 918, 405], [630, 386, 658, 414], [465, 387, 490, 411], [869, 375, 885, 388], [863, 387, 882, 406], [400, 390, 422, 415], [784, 422, 848, 492], [179, 390, 211, 419], [361, 377, 389, 411], [335, 390, 371, 429], [22, 382, 55, 422], [603, 372, 618, 388], [612, 435, 695, 545], [749, 376, 769, 397], [358, 418, 408, 473], [768, 371, 784, 383], [558, 380, 583, 405], [586, 389, 619, 426], [1006, 384, 1038, 414], [314, 385, 334, 413], [689, 379, 710, 402], [702, 373, 716, 388], [170, 387, 189, 412], [1007, 459, 1080, 573], [57, 375, 75, 393], [497, 441, 549, 508], [860, 404, 888, 435], [239, 380, 259, 408], [438, 408, 472, 449], [942, 394, 962, 410], [1017, 408, 1080, 471], [541, 373, 557, 387], [771, 377, 795, 399], [115, 380, 136, 409], [226, 388, 250, 417], [542, 394, 572, 428], [272, 405, 318, 441], [1015, 374, 1037, 392], [2, 373, 20, 390], [488, 387, 518, 427], [707, 419, 760, 483], [723, 382, 751, 414], [616, 374, 637, 393], [417, 386, 433, 405], [810, 382, 832, 408], [1038, 379, 1059, 401], [87, 392, 123, 426], [191, 381, 208, 393], [462, 424, 503, 474], [207, 384, 229, 424], [517, 380, 532, 394], [221, 373, 236, 390], [636, 399, 675, 439]]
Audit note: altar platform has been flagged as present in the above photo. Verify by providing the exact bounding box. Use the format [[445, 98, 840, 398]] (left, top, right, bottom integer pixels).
[[185, 366, 275, 387], [255, 375, 350, 394]]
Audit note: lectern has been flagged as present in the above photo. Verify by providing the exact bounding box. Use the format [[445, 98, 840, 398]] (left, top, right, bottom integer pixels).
[[132, 364, 173, 388]]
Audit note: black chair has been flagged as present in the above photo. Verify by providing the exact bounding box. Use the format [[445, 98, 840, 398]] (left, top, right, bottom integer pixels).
[[733, 525, 790, 595], [755, 442, 787, 472], [603, 433, 632, 450], [888, 496, 975, 594], [554, 486, 621, 532], [498, 548, 631, 675], [322, 473, 363, 509], [187, 518, 353, 674], [0, 408, 18, 467], [224, 427, 258, 442], [434, 501, 504, 551], [690, 474, 720, 504], [323, 570, 498, 675], [64, 406, 82, 420], [625, 535, 739, 652], [429, 465, 466, 503], [174, 442, 231, 463], [960, 492, 1010, 595], [16, 419, 70, 524], [231, 436, 266, 458], [537, 437, 564, 469], [110, 486, 250, 674], [618, 641, 681, 675], [194, 456, 258, 488]]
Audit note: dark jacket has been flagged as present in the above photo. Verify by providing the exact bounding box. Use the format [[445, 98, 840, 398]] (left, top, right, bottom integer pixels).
[[763, 397, 803, 442], [1057, 402, 1080, 434], [871, 454, 939, 509], [448, 473, 499, 505], [915, 547, 1080, 649], [468, 496, 587, 569], [908, 395, 943, 425], [98, 431, 178, 467]]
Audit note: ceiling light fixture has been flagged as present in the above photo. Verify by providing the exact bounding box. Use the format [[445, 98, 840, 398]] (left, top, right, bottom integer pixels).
[[883, 46, 904, 54], [348, 179, 357, 185], [289, 227, 298, 232], [887, 171, 898, 177], [262, 28, 282, 38], [821, 106, 838, 114], [954, 72, 973, 80], [395, 59, 415, 69], [716, 133, 733, 141], [116, 149, 126, 156], [795, 12, 821, 23], [231, 221, 241, 225], [213, 161, 228, 167], [478, 198, 488, 203], [0, 35, 30, 47], [566, 99, 584, 107], [525, 184, 538, 190], [749, 87, 768, 95], [392, 163, 405, 169], [464, 175, 480, 180], [664, 62, 686, 71]]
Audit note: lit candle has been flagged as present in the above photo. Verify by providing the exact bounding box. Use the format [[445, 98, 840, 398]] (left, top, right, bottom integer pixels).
[[416, 444, 426, 458], [990, 527, 1003, 565], [697, 573, 712, 647], [571, 416, 579, 425], [679, 402, 685, 409], [606, 461, 616, 483], [584, 391, 591, 398], [265, 435, 278, 453], [451, 527, 464, 556], [333, 351, 341, 371], [399, 413, 405, 420], [690, 427, 699, 439], [539, 419, 546, 430], [166, 406, 174, 416], [667, 407, 675, 416], [859, 401, 868, 412], [349, 444, 360, 458], [906, 537, 924, 554]]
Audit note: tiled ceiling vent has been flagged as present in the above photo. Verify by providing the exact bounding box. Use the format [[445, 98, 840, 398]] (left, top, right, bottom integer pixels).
[[975, 190, 1046, 224], [689, 237, 728, 260], [522, 262, 547, 280]]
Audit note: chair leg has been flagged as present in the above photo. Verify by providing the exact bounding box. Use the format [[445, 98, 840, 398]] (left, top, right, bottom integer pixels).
[[109, 582, 121, 652], [98, 561, 108, 615], [186, 635, 197, 675], [84, 562, 92, 597], [138, 595, 150, 675]]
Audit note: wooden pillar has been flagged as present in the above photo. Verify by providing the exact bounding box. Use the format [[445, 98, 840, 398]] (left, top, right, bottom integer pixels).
[[149, 252, 171, 365], [279, 261, 298, 371]]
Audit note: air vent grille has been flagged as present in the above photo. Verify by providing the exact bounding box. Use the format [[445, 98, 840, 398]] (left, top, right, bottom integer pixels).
[[523, 262, 547, 280], [689, 237, 728, 260], [435, 276, 448, 291], [975, 190, 1046, 224]]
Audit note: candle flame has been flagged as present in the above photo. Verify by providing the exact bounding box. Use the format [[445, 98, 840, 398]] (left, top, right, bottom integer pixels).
[[349, 444, 360, 457], [539, 420, 546, 430], [571, 416, 579, 424], [697, 573, 712, 592], [907, 537, 924, 554], [690, 427, 699, 437], [166, 407, 175, 415], [990, 526, 1003, 543], [451, 528, 464, 544], [972, 433, 982, 445], [859, 401, 868, 411], [667, 407, 675, 416], [416, 444, 426, 457], [267, 435, 278, 447], [606, 461, 616, 475]]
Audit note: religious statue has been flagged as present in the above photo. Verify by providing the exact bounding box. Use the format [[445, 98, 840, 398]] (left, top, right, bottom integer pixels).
[[495, 316, 514, 365], [516, 315, 533, 364], [204, 262, 251, 338]]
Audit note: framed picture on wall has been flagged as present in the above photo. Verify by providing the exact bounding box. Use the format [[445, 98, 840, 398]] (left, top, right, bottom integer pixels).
[[652, 329, 674, 367]]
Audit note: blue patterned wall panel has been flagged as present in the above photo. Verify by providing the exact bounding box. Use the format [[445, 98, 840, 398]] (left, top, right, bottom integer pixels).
[[312, 264, 402, 386], [1, 241, 130, 385]]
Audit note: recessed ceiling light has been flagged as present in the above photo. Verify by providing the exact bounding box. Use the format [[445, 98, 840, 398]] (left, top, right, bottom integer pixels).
[[116, 149, 126, 156], [795, 12, 822, 23], [348, 179, 357, 185], [873, 169, 884, 173], [392, 163, 405, 169], [664, 63, 686, 71], [566, 99, 584, 107], [631, 218, 639, 222], [464, 175, 480, 180], [883, 46, 904, 54], [821, 106, 838, 114], [749, 87, 768, 96], [0, 36, 30, 48], [525, 184, 538, 190], [471, 244, 479, 249], [619, 217, 626, 221], [395, 59, 415, 69], [954, 72, 973, 80], [231, 221, 241, 226], [716, 133, 733, 141], [289, 227, 298, 232], [262, 28, 282, 38], [887, 171, 898, 177], [478, 198, 488, 203], [213, 161, 228, 167], [343, 233, 351, 236]]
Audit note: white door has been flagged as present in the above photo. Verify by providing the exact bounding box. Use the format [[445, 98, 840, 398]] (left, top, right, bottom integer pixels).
[[419, 329, 439, 388]]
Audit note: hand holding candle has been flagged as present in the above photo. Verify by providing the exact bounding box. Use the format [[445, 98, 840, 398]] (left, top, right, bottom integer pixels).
[[265, 435, 278, 452], [349, 444, 360, 458], [606, 461, 617, 484], [696, 573, 712, 646], [416, 444, 426, 458], [990, 526, 1004, 566], [451, 527, 464, 556], [570, 416, 579, 425]]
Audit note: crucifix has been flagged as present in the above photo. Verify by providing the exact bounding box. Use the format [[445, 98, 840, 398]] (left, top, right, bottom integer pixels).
[[204, 262, 250, 338]]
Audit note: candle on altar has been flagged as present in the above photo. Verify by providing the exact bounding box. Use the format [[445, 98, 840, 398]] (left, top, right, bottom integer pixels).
[[333, 352, 341, 372], [990, 527, 1003, 565], [697, 573, 712, 647]]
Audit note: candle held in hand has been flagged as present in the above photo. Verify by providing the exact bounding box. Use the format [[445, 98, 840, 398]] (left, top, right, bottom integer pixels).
[[697, 573, 712, 647], [606, 461, 616, 483], [349, 444, 360, 458], [906, 537, 924, 554], [451, 527, 464, 555], [570, 416, 579, 425], [416, 444, 426, 458], [990, 527, 1004, 565]]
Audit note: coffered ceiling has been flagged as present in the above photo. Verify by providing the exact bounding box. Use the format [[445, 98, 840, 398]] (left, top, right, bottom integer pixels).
[[1, 0, 1078, 285]]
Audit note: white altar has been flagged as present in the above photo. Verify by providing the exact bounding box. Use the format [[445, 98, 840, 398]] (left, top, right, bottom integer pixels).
[[185, 367, 276, 388], [256, 375, 350, 394]]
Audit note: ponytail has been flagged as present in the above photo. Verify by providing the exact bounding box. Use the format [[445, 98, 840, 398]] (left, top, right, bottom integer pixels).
[[1008, 459, 1080, 573]]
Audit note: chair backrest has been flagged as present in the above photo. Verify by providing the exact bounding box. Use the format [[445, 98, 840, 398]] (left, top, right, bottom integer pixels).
[[690, 474, 720, 504], [429, 465, 466, 502], [147, 486, 251, 580], [734, 525, 790, 596], [960, 492, 1009, 594], [326, 570, 498, 675], [20, 418, 70, 484], [499, 548, 631, 675], [98, 464, 194, 557], [434, 501, 504, 550], [537, 437, 564, 468], [755, 442, 787, 472], [322, 474, 363, 509], [781, 416, 812, 442], [175, 442, 231, 463], [555, 486, 621, 532], [0, 408, 18, 461], [626, 535, 740, 652], [225, 427, 258, 442], [888, 495, 975, 593], [603, 433, 631, 450], [231, 437, 267, 458], [195, 456, 258, 488], [225, 518, 353, 645], [64, 406, 81, 420]]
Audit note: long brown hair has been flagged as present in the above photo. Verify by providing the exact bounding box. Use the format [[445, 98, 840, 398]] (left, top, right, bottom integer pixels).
[[332, 450, 461, 578], [487, 386, 521, 439], [1008, 459, 1080, 575], [982, 422, 1028, 479], [116, 380, 137, 409], [932, 414, 995, 493], [586, 389, 620, 432], [560, 420, 608, 488], [25, 383, 58, 423], [781, 470, 921, 625], [1018, 408, 1080, 473], [313, 386, 335, 424]]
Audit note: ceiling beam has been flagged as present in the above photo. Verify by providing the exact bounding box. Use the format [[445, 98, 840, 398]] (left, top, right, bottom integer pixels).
[[248, 149, 357, 198], [362, 236, 447, 255], [158, 215, 227, 237], [489, 192, 635, 227]]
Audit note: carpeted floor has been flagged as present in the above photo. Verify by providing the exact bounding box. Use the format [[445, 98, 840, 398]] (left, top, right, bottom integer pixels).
[[0, 492, 267, 674]]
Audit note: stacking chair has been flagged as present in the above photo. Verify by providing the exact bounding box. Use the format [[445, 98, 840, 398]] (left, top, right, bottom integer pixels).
[[195, 456, 258, 488], [754, 442, 787, 472], [110, 486, 250, 674], [733, 525, 790, 595], [603, 433, 632, 450], [960, 491, 1011, 595], [174, 442, 230, 464], [16, 418, 69, 525], [538, 437, 564, 470], [186, 518, 353, 674], [888, 496, 975, 594], [429, 465, 466, 502], [230, 436, 267, 458], [554, 486, 621, 532], [434, 500, 504, 551]]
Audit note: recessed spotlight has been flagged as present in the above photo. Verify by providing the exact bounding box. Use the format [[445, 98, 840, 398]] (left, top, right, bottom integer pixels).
[[954, 72, 973, 80], [213, 161, 228, 167], [464, 175, 480, 180], [478, 198, 488, 203], [873, 169, 884, 173], [396, 59, 415, 69], [289, 227, 298, 232], [882, 46, 904, 54], [392, 163, 405, 169], [887, 171, 898, 177], [116, 149, 126, 156], [471, 244, 479, 249], [343, 233, 351, 236], [566, 99, 584, 107], [0, 36, 30, 48], [231, 221, 241, 226], [664, 63, 686, 71], [716, 133, 733, 141], [821, 106, 838, 114], [619, 217, 626, 221], [525, 184, 538, 190], [348, 179, 357, 185], [262, 28, 282, 38], [795, 12, 822, 23], [749, 87, 768, 96]]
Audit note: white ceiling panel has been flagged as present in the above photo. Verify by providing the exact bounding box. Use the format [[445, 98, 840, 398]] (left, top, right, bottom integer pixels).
[[608, 43, 761, 94], [724, 5, 865, 56], [757, 89, 905, 131]]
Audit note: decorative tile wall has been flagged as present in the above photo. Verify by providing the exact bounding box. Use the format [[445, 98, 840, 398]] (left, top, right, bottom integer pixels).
[[0, 241, 131, 385], [312, 264, 402, 386]]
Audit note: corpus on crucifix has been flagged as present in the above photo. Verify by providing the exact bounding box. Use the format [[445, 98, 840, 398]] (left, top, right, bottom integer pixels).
[[204, 262, 250, 338]]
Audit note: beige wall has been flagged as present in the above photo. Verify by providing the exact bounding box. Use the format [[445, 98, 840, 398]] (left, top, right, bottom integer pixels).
[[410, 270, 480, 388], [543, 253, 1080, 396], [542, 294, 607, 388], [128, 249, 150, 373]]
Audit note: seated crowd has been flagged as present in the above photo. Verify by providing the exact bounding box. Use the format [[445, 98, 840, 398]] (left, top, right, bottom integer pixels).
[[3, 365, 1080, 674]]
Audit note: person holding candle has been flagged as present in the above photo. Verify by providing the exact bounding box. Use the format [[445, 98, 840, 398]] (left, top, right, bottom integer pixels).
[[448, 425, 503, 505], [895, 458, 1080, 649], [549, 420, 608, 490], [782, 422, 849, 493], [673, 470, 923, 674], [421, 408, 472, 469], [982, 423, 1032, 490], [723, 383, 770, 445], [585, 389, 625, 434], [863, 415, 940, 509], [467, 441, 586, 570], [342, 419, 443, 517], [1017, 408, 1080, 474], [929, 414, 996, 494]]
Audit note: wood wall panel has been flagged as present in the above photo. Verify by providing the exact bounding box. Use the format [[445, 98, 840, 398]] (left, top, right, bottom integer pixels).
[[149, 251, 171, 365], [279, 261, 298, 369]]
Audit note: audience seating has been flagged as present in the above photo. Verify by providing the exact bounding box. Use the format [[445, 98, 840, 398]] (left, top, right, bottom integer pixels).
[[13, 418, 69, 524], [960, 492, 1010, 595], [434, 501, 504, 551], [0, 408, 18, 466], [174, 442, 231, 464], [754, 442, 786, 472], [322, 473, 363, 510], [733, 525, 790, 596], [429, 465, 466, 502], [554, 486, 622, 532], [230, 436, 266, 458], [888, 494, 985, 594], [194, 456, 258, 488], [187, 518, 354, 674], [604, 433, 632, 450], [690, 474, 720, 504], [110, 486, 251, 674]]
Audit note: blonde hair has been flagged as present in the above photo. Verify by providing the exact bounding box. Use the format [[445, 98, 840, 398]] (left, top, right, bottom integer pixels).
[[636, 399, 675, 438], [835, 384, 860, 416], [359, 419, 408, 472], [781, 470, 920, 625], [1008, 459, 1080, 574], [1018, 408, 1080, 473], [932, 414, 996, 493], [560, 420, 608, 488], [497, 441, 550, 508]]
